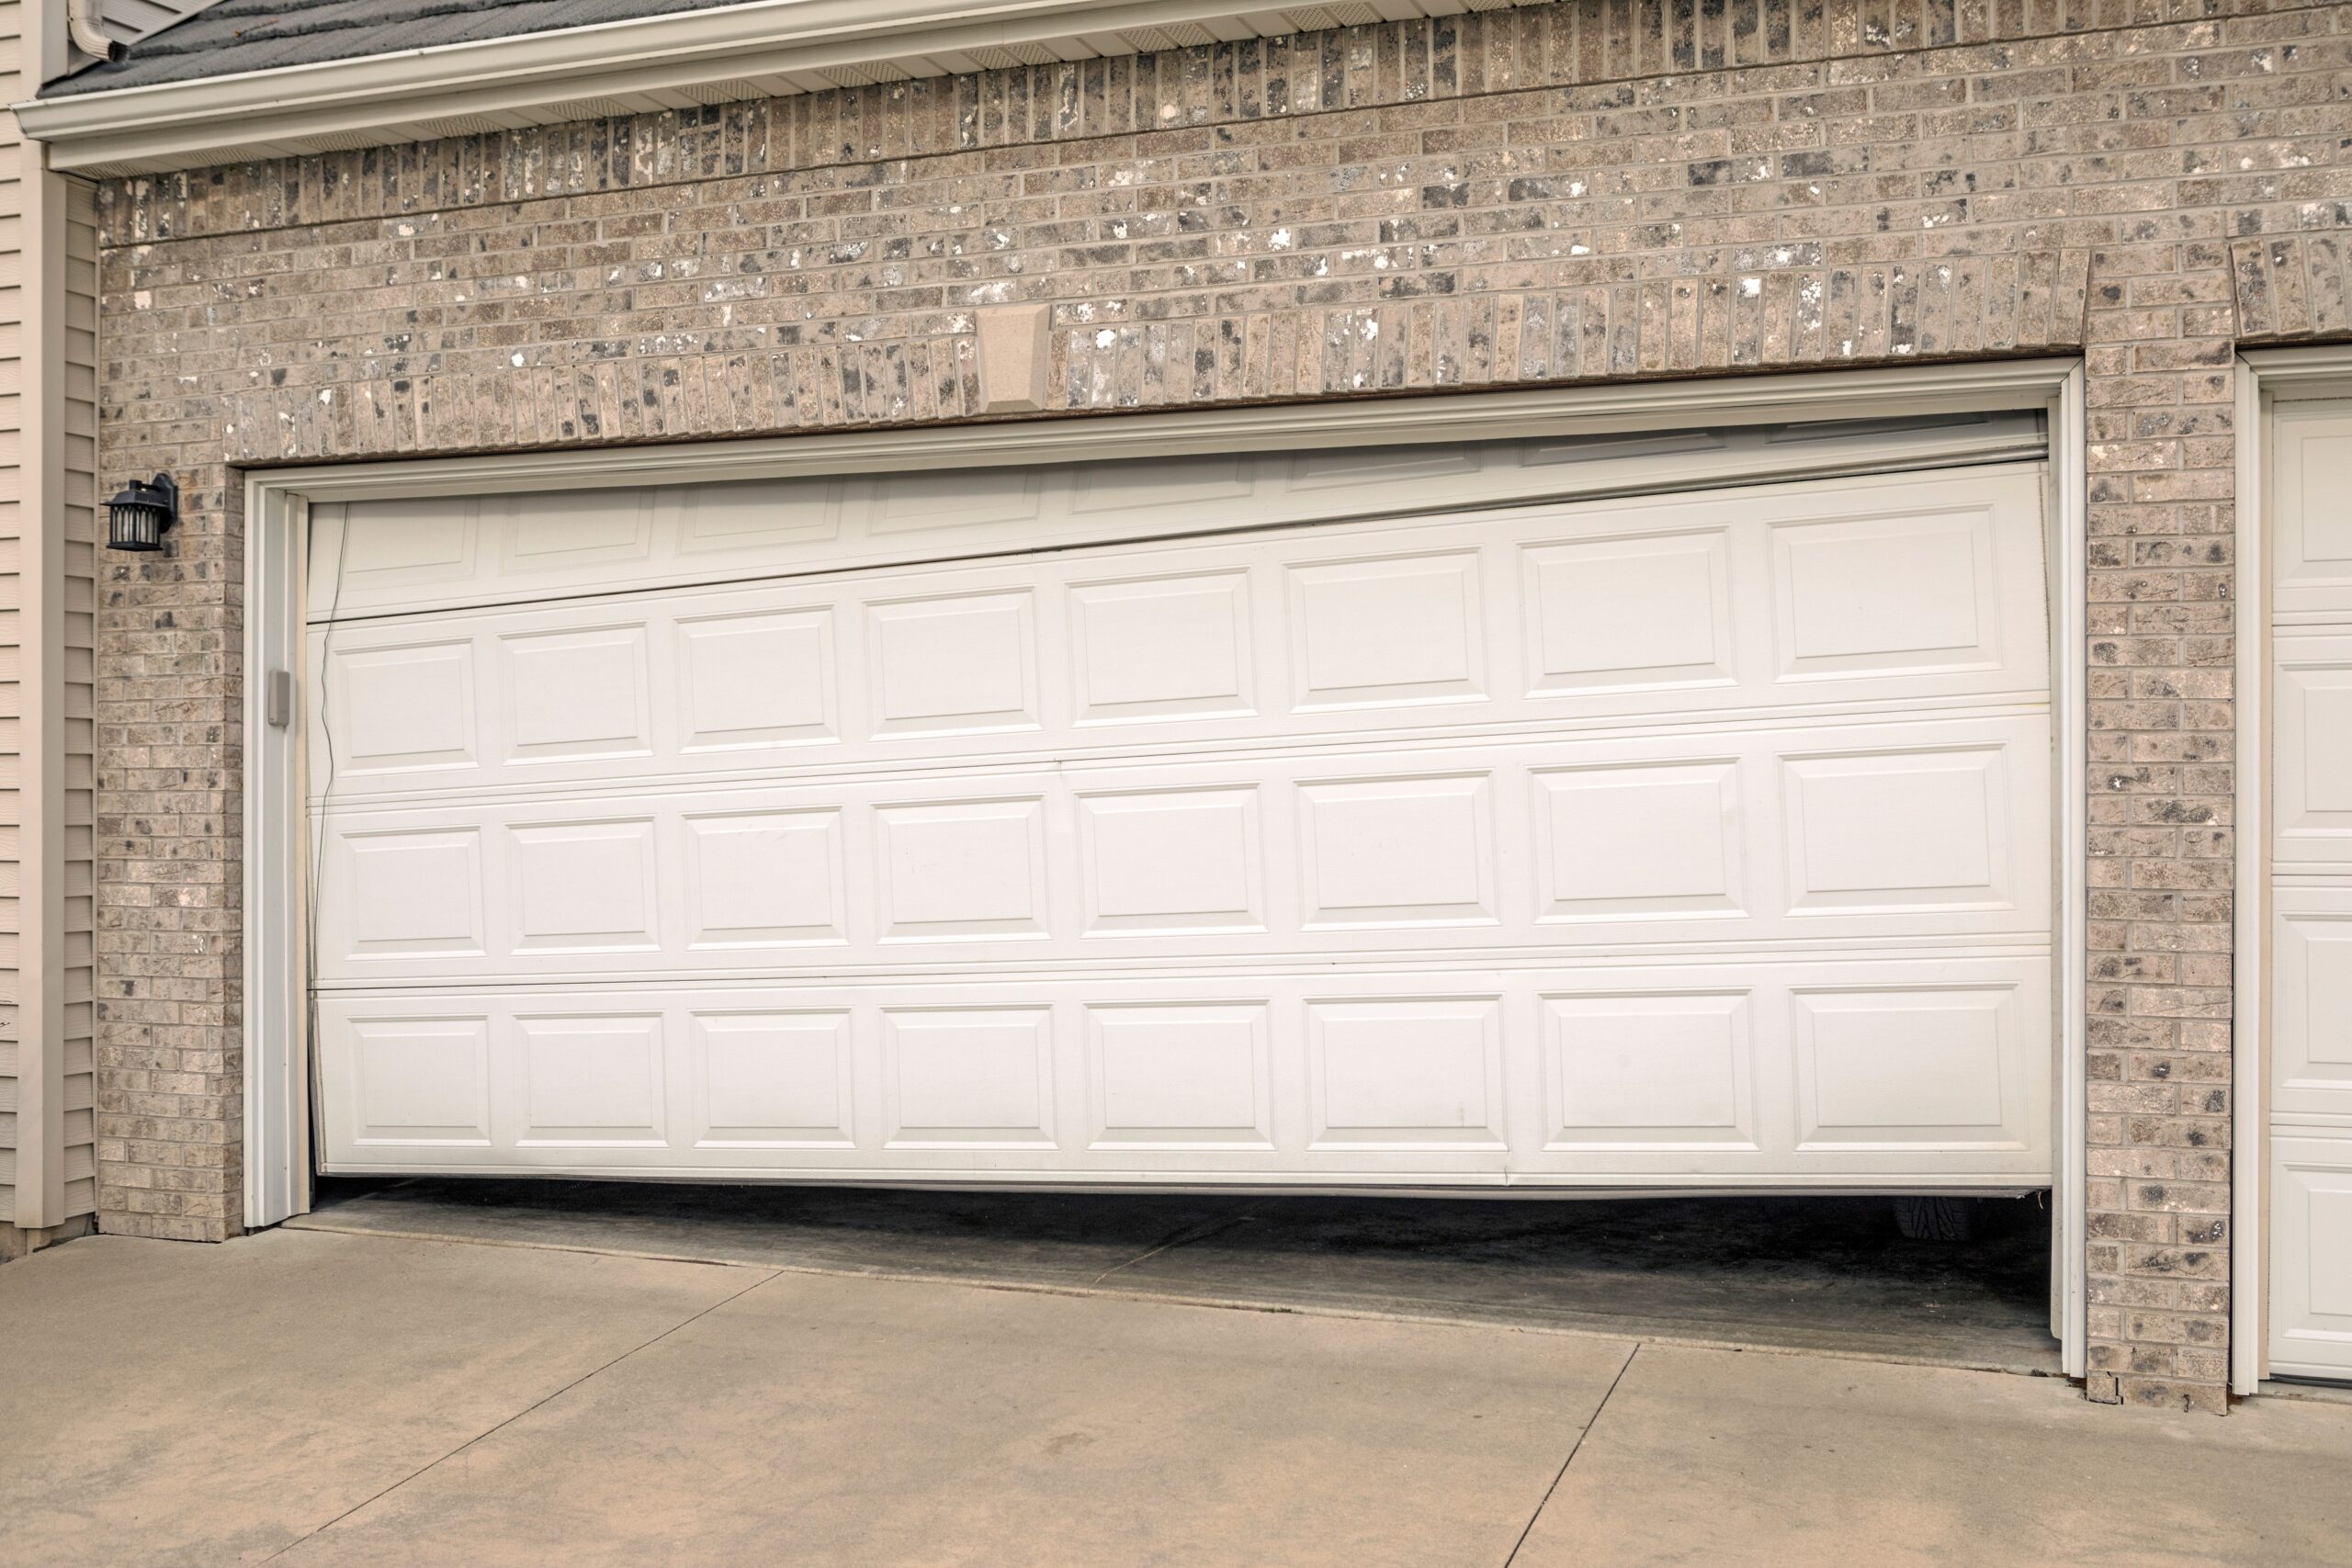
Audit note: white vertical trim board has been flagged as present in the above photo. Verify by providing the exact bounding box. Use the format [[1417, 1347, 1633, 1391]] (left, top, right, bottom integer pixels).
[[2234, 357, 2267, 1397], [243, 487, 311, 1230], [2054, 366, 2091, 1380], [243, 359, 2087, 1397]]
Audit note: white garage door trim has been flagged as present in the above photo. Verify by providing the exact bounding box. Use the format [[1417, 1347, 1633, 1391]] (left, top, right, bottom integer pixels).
[[2233, 344, 2352, 1393], [243, 357, 2092, 1373]]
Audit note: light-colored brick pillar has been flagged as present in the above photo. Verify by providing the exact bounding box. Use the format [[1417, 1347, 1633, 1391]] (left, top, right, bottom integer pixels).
[[93, 463, 244, 1242], [2079, 240, 2238, 1415]]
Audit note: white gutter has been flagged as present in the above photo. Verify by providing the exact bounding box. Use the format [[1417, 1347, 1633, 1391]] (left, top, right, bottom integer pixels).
[[14, 0, 1355, 176]]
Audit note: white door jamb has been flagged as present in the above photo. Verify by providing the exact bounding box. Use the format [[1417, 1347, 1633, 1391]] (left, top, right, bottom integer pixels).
[[2229, 344, 2352, 1396]]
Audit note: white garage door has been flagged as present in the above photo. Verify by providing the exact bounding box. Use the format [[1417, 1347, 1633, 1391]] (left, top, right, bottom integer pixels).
[[308, 418, 2055, 1190], [2267, 396, 2352, 1380]]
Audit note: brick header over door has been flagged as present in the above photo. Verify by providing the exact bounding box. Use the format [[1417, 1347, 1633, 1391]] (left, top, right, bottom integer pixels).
[[90, 0, 2352, 1413]]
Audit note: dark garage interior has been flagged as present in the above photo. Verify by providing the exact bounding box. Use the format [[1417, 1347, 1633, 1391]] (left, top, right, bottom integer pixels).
[[299, 1180, 2058, 1374]]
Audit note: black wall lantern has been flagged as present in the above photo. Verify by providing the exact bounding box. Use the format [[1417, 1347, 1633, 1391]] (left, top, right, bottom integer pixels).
[[107, 472, 178, 553]]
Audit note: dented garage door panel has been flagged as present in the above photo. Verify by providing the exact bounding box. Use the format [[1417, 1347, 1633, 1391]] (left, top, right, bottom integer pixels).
[[303, 415, 2046, 623], [307, 444, 2055, 1190]]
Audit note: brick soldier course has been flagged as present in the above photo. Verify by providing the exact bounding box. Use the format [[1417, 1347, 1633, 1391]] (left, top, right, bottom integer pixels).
[[86, 0, 2352, 1413]]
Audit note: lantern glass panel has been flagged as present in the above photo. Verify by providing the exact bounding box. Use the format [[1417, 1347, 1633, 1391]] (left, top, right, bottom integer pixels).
[[108, 502, 161, 550]]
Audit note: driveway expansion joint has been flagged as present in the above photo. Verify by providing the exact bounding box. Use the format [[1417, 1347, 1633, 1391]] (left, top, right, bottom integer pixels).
[[1505, 1342, 1640, 1567], [252, 1261, 787, 1564]]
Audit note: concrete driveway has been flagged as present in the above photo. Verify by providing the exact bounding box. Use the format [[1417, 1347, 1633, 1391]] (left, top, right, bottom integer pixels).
[[3, 1227, 2347, 1568]]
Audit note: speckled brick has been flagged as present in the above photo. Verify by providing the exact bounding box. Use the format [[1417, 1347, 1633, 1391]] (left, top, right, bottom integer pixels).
[[87, 0, 2352, 1414]]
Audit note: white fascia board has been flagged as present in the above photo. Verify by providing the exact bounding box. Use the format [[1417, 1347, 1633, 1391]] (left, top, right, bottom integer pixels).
[[16, 0, 1325, 175]]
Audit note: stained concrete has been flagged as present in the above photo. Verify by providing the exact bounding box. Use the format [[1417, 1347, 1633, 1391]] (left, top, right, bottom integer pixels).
[[1512, 1345, 2352, 1568], [4, 1226, 2349, 1567], [293, 1178, 2061, 1371], [0, 1229, 757, 1566], [270, 1270, 1633, 1568]]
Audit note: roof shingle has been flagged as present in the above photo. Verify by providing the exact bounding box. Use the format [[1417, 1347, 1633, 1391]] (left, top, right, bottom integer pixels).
[[45, 0, 763, 97]]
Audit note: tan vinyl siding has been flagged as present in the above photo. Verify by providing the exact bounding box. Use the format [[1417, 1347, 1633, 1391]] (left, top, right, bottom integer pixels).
[[100, 0, 217, 44], [0, 0, 23, 1231], [59, 171, 93, 1208], [0, 0, 99, 1233]]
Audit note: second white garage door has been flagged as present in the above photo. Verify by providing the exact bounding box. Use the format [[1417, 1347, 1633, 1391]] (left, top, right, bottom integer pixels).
[[307, 420, 2055, 1189]]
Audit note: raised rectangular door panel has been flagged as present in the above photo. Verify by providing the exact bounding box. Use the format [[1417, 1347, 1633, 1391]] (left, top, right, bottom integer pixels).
[[883, 1009, 1057, 1151], [1539, 992, 1756, 1153], [322, 640, 477, 775], [2272, 404, 2352, 622], [2271, 888, 2352, 1126], [1086, 1004, 1273, 1151], [514, 1015, 668, 1147], [682, 810, 847, 950], [1296, 774, 1498, 929], [328, 1017, 492, 1149], [1306, 998, 1508, 1154], [1521, 529, 1735, 694], [2271, 1136, 2352, 1380], [676, 609, 837, 751], [1781, 746, 2018, 914], [2272, 636, 2352, 870], [865, 591, 1040, 737], [499, 626, 652, 763], [1076, 787, 1264, 935], [690, 1012, 854, 1149], [1790, 987, 2032, 1153], [1531, 761, 1744, 921], [335, 829, 486, 959], [309, 453, 2055, 1190], [1069, 571, 1255, 724]]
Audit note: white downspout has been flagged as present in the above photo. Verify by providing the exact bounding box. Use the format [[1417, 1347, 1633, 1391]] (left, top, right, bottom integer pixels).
[[64, 0, 124, 62]]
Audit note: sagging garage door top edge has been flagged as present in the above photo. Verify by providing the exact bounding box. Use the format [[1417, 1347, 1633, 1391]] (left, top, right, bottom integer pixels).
[[304, 412, 2048, 627]]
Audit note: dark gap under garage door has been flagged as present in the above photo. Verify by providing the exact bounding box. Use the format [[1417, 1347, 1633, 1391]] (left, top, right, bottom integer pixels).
[[293, 1179, 2059, 1374]]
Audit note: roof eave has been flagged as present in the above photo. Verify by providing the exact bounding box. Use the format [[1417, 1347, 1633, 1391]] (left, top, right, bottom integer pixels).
[[14, 0, 1295, 176]]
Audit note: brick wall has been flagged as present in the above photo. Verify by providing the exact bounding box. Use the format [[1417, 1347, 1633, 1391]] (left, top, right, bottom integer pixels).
[[89, 0, 2352, 1411]]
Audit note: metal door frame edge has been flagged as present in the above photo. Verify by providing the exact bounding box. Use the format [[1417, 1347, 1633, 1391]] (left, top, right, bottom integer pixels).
[[242, 357, 2092, 1376]]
